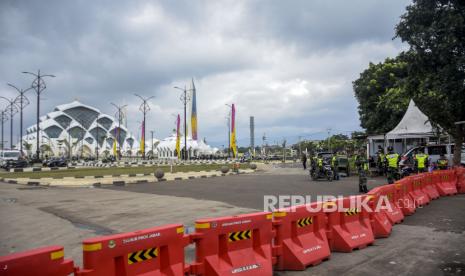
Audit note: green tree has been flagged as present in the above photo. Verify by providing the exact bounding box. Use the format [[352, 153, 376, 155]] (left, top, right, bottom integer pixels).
[[353, 56, 410, 134], [396, 0, 465, 165]]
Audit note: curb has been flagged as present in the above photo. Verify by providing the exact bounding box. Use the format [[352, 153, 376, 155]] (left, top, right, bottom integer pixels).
[[0, 169, 255, 187]]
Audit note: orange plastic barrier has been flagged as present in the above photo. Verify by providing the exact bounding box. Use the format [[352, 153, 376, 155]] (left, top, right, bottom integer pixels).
[[409, 174, 431, 206], [433, 170, 458, 196], [0, 246, 74, 276], [394, 178, 416, 215], [75, 224, 188, 276], [272, 202, 331, 270], [367, 185, 404, 225], [456, 167, 465, 194], [325, 196, 375, 252], [364, 193, 393, 238], [190, 212, 273, 276], [420, 173, 440, 200]]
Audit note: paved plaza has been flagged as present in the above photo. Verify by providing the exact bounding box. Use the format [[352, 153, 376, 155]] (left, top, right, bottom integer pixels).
[[0, 165, 464, 275]]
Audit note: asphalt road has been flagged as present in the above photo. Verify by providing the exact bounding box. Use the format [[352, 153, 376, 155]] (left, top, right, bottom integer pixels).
[[105, 172, 387, 210], [104, 167, 465, 276], [1, 165, 464, 275]]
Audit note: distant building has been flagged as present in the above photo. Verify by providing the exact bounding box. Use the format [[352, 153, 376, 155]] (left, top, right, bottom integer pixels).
[[156, 134, 218, 159], [20, 100, 138, 157]]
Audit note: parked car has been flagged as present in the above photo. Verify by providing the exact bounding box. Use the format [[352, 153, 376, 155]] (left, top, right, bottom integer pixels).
[[0, 150, 22, 169], [399, 144, 465, 169], [43, 157, 68, 167], [4, 159, 29, 170]]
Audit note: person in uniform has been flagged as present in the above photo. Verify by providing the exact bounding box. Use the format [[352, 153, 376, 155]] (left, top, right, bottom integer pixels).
[[376, 146, 386, 176], [437, 153, 449, 170], [301, 153, 307, 170], [414, 149, 429, 173], [355, 150, 369, 193], [385, 146, 400, 184], [331, 153, 339, 180]]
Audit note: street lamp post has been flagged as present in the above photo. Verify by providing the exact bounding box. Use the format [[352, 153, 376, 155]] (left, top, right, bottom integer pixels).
[[8, 83, 32, 154], [174, 86, 191, 160], [22, 70, 55, 160], [0, 97, 18, 149], [0, 110, 8, 150], [225, 104, 232, 158], [134, 94, 154, 160], [111, 103, 127, 160]]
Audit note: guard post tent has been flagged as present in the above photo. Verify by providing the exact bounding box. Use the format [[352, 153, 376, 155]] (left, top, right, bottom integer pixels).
[[367, 99, 443, 156]]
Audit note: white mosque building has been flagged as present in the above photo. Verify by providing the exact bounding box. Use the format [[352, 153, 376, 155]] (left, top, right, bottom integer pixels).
[[21, 86, 219, 159], [21, 100, 139, 158]]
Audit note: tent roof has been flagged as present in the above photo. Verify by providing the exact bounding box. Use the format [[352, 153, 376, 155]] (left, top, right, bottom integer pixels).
[[386, 99, 438, 138]]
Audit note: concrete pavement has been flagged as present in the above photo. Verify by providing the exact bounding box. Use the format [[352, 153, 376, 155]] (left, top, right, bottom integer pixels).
[[0, 165, 464, 275]]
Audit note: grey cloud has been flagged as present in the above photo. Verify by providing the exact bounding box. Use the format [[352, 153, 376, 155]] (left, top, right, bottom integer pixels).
[[0, 0, 411, 147]]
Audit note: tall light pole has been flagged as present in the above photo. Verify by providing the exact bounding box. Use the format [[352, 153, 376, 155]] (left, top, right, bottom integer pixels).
[[134, 94, 154, 160], [174, 86, 191, 160], [22, 70, 55, 160], [327, 128, 332, 152], [8, 83, 32, 154], [111, 103, 127, 160], [0, 110, 8, 150], [0, 97, 18, 149], [225, 104, 232, 158]]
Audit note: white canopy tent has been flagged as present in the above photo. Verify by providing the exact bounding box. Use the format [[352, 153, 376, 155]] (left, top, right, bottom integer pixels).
[[386, 99, 439, 139], [368, 99, 444, 156]]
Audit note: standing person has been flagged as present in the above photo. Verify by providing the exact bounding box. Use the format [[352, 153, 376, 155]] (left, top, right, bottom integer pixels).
[[376, 146, 385, 176], [301, 153, 307, 170], [385, 146, 400, 184], [355, 150, 369, 193], [414, 149, 429, 173], [437, 153, 449, 170], [331, 153, 339, 180]]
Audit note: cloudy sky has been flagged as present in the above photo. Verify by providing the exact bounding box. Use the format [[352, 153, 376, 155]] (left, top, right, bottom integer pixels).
[[0, 0, 410, 148]]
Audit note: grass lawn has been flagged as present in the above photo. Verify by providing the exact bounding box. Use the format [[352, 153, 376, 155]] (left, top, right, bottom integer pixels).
[[1, 163, 250, 179]]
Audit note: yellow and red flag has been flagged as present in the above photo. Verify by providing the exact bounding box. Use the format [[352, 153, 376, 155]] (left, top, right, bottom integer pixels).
[[230, 104, 237, 158], [176, 114, 181, 158], [139, 120, 145, 155], [191, 78, 198, 141]]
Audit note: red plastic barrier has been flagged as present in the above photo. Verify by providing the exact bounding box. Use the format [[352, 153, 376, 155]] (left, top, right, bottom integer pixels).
[[367, 185, 404, 225], [409, 174, 431, 206], [421, 173, 440, 200], [433, 170, 458, 196], [190, 212, 273, 276], [325, 196, 375, 252], [75, 224, 188, 275], [365, 194, 392, 238], [456, 167, 465, 194], [394, 178, 416, 216], [272, 202, 331, 270], [0, 246, 74, 276]]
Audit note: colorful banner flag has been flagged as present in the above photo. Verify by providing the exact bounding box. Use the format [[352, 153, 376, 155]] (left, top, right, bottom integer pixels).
[[139, 120, 145, 155], [112, 127, 117, 156], [176, 114, 181, 158], [191, 78, 198, 141], [230, 104, 237, 158]]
